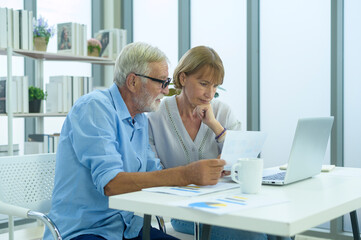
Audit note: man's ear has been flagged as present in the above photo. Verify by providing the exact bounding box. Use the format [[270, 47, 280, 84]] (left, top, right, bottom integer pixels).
[[126, 73, 138, 93], [179, 72, 186, 86]]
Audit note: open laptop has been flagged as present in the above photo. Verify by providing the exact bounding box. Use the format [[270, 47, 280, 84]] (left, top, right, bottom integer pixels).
[[262, 117, 334, 186]]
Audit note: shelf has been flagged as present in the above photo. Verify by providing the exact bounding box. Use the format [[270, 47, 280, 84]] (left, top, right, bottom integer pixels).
[[0, 48, 115, 65], [0, 113, 67, 118]]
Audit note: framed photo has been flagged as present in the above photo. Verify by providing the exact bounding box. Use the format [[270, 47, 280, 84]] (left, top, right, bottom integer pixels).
[[57, 22, 74, 54], [95, 31, 112, 58]]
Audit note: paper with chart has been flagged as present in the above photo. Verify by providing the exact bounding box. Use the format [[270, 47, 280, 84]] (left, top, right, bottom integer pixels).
[[221, 131, 267, 170], [142, 182, 238, 197], [172, 193, 289, 215]]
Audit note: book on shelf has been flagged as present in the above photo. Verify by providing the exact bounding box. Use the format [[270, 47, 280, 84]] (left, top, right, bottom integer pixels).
[[57, 22, 75, 54], [6, 8, 13, 49], [27, 134, 51, 154], [0, 79, 5, 113], [47, 75, 93, 114], [26, 133, 60, 154], [95, 28, 127, 59], [28, 10, 33, 51], [57, 22, 87, 56], [17, 9, 29, 50], [0, 76, 29, 114], [0, 8, 7, 48], [12, 9, 19, 49], [0, 7, 34, 50], [46, 81, 63, 113], [95, 30, 112, 58]]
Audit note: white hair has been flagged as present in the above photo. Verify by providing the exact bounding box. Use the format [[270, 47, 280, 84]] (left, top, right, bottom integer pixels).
[[113, 42, 169, 87]]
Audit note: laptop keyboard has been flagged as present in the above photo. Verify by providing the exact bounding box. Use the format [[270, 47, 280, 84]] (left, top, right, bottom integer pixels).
[[263, 171, 286, 181]]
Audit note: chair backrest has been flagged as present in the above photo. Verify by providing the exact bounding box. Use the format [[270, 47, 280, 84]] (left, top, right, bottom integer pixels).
[[0, 153, 56, 213]]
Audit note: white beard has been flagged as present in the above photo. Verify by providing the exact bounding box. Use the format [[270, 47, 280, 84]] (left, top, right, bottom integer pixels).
[[135, 85, 163, 112]]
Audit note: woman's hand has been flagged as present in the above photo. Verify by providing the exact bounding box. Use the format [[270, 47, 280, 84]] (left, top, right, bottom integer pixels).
[[193, 104, 216, 127], [193, 104, 224, 137]]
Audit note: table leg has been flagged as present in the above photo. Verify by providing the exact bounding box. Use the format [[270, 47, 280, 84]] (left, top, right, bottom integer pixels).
[[194, 222, 200, 240], [201, 224, 211, 240], [350, 210, 360, 240], [143, 214, 151, 240]]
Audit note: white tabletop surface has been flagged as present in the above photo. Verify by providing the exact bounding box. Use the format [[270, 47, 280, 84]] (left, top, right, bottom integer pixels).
[[109, 167, 361, 237]]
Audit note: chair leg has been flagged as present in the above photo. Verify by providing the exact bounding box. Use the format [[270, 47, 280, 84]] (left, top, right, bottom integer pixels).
[[156, 216, 166, 233], [8, 215, 14, 240], [350, 210, 360, 240], [143, 214, 151, 240]]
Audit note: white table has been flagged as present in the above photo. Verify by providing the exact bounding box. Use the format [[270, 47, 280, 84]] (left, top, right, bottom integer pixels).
[[109, 167, 361, 240]]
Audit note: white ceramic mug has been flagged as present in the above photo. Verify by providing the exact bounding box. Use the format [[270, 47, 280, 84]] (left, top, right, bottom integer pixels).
[[231, 158, 264, 194]]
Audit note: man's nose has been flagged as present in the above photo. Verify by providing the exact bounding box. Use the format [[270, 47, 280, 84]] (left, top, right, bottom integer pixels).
[[162, 85, 169, 95]]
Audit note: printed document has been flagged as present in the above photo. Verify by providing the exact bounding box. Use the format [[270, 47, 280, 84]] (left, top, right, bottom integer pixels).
[[142, 182, 238, 197], [172, 193, 289, 215], [221, 131, 267, 170]]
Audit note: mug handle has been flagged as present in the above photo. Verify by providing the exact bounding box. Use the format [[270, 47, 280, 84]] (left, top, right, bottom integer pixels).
[[231, 163, 242, 184]]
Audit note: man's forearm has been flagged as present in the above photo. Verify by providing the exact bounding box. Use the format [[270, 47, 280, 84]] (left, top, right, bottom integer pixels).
[[104, 166, 188, 196], [104, 159, 226, 196]]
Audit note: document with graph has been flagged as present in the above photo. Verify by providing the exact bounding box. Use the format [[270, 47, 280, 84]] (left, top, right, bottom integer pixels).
[[142, 182, 238, 197], [172, 193, 289, 215]]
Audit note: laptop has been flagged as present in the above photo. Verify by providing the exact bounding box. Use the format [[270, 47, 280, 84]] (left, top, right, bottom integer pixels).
[[262, 117, 334, 186]]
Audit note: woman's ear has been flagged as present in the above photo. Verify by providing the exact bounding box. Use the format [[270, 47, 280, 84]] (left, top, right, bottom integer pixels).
[[179, 72, 186, 86]]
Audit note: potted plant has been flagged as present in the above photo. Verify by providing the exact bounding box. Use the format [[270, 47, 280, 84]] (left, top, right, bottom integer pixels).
[[33, 16, 55, 51], [29, 86, 47, 113], [87, 38, 102, 57]]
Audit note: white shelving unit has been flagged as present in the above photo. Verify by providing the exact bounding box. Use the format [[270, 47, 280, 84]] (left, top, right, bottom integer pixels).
[[1, 47, 115, 156]]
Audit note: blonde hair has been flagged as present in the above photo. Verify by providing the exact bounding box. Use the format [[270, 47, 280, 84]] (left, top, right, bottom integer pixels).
[[173, 46, 224, 89], [113, 42, 169, 87]]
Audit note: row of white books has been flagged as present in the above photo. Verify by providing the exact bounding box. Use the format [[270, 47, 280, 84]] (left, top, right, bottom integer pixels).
[[0, 76, 29, 114], [95, 28, 127, 59], [25, 133, 60, 154], [0, 7, 33, 50], [46, 75, 93, 113], [57, 22, 87, 56]]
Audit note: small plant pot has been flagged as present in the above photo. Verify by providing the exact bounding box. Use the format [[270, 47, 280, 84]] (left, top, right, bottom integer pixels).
[[88, 48, 100, 57], [29, 99, 42, 113], [33, 37, 48, 51]]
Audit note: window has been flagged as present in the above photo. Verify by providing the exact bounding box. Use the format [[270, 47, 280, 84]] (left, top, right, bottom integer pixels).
[[191, 0, 247, 126], [133, 0, 178, 76], [260, 0, 331, 169], [343, 0, 361, 232]]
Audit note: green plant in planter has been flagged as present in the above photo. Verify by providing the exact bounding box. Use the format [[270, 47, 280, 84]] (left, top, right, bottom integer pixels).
[[29, 86, 47, 101], [28, 86, 47, 113]]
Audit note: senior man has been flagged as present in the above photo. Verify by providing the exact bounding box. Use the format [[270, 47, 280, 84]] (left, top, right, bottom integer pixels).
[[43, 42, 225, 240]]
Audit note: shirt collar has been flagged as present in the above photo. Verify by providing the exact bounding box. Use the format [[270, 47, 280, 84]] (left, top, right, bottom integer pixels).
[[109, 83, 144, 127], [109, 83, 132, 121]]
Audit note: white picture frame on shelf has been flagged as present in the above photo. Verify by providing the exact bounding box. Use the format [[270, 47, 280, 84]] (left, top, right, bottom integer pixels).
[[57, 22, 75, 54], [95, 30, 112, 58]]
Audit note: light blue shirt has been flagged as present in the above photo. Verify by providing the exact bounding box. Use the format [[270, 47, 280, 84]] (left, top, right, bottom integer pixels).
[[44, 83, 162, 240]]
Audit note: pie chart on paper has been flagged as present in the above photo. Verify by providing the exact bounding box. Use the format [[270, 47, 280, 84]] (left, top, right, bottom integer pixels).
[[189, 202, 227, 209]]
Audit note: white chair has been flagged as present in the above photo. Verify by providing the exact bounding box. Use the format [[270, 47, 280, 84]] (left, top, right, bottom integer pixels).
[[0, 153, 62, 240]]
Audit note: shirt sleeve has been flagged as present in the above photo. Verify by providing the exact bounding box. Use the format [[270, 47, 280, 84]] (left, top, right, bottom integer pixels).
[[69, 97, 123, 196]]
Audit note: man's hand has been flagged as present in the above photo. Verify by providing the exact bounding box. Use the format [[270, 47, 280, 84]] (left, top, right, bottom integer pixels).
[[183, 159, 226, 186]]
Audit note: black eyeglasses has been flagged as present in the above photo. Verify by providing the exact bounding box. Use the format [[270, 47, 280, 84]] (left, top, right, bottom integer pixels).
[[135, 73, 171, 89]]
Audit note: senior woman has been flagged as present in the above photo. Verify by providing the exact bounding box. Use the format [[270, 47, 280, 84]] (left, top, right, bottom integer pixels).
[[148, 46, 289, 240]]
